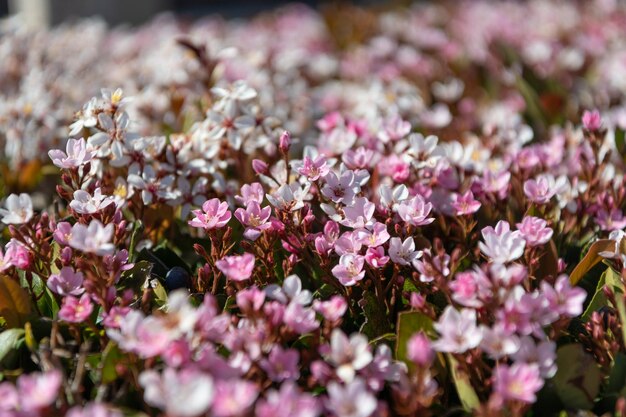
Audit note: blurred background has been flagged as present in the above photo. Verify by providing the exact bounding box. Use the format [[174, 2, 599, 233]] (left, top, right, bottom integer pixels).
[[2, 0, 395, 27]]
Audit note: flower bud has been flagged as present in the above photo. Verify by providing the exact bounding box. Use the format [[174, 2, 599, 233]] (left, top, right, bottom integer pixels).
[[279, 131, 291, 154], [252, 159, 269, 175]]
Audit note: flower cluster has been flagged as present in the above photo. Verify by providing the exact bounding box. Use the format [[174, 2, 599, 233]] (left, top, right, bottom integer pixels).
[[2, 1, 626, 416]]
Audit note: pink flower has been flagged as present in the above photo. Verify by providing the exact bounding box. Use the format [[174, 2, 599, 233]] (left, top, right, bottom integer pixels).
[[449, 268, 492, 308], [322, 170, 358, 204], [297, 155, 330, 181], [452, 191, 481, 216], [212, 379, 259, 417], [512, 337, 557, 378], [234, 201, 272, 240], [540, 274, 586, 318], [260, 346, 300, 382], [388, 237, 420, 266], [582, 109, 602, 131], [66, 402, 123, 417], [396, 195, 434, 226], [47, 266, 85, 296], [332, 254, 366, 286], [235, 182, 265, 205], [17, 370, 62, 412], [256, 382, 320, 417], [325, 329, 373, 382], [69, 220, 115, 256], [595, 208, 626, 231], [325, 378, 376, 417], [216, 253, 255, 281], [478, 221, 525, 264], [58, 294, 94, 323], [48, 137, 95, 169], [53, 222, 73, 245], [139, 368, 214, 417], [340, 197, 375, 229], [4, 239, 31, 270], [343, 147, 376, 170], [189, 198, 231, 230], [432, 306, 482, 353], [516, 216, 553, 247], [492, 363, 544, 403], [364, 246, 389, 268], [313, 295, 347, 322], [523, 174, 567, 205], [407, 332, 434, 366], [355, 222, 390, 248]]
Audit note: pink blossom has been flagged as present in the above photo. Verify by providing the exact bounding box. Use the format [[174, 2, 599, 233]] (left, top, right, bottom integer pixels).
[[480, 324, 520, 359], [66, 402, 123, 417], [216, 253, 255, 281], [313, 295, 347, 322], [212, 379, 259, 417], [4, 239, 31, 270], [449, 268, 492, 308], [364, 246, 389, 268], [139, 368, 214, 417], [355, 222, 390, 248], [16, 371, 61, 412], [582, 109, 602, 131], [516, 216, 553, 247], [69, 220, 115, 256], [388, 237, 420, 266], [595, 208, 626, 231], [235, 182, 265, 205], [407, 332, 434, 366], [332, 254, 366, 286], [322, 170, 358, 204], [396, 195, 434, 226], [48, 137, 95, 169], [58, 294, 94, 323], [452, 190, 481, 215], [325, 378, 377, 417], [512, 337, 557, 378], [340, 197, 375, 229], [188, 198, 232, 230], [478, 221, 525, 264], [235, 201, 272, 240], [492, 363, 544, 403], [325, 329, 373, 383], [343, 147, 376, 170], [540, 275, 586, 318], [47, 266, 85, 296], [283, 301, 319, 334], [523, 174, 567, 205], [53, 222, 73, 245], [297, 155, 330, 181], [432, 306, 483, 353], [260, 346, 300, 382], [256, 382, 320, 417]]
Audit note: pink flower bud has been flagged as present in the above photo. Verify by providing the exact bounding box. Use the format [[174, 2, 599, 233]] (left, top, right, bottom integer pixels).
[[279, 131, 291, 153], [252, 159, 269, 175], [582, 109, 602, 131], [407, 332, 434, 366]]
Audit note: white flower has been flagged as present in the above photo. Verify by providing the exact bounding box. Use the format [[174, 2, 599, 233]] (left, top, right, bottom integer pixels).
[[326, 329, 373, 383], [388, 237, 420, 266], [265, 274, 312, 305], [69, 188, 115, 214], [139, 368, 214, 417], [267, 182, 311, 211], [326, 378, 377, 417], [0, 193, 33, 225], [432, 306, 483, 354], [69, 220, 115, 256]]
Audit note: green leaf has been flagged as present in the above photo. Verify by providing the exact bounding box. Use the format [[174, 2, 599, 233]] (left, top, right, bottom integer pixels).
[[447, 354, 480, 412], [553, 344, 602, 410], [101, 342, 124, 384], [607, 353, 626, 394], [604, 268, 626, 347], [569, 240, 614, 285], [395, 311, 434, 366], [0, 328, 24, 364], [120, 261, 155, 291], [581, 271, 606, 321], [358, 292, 391, 340], [153, 281, 168, 306]]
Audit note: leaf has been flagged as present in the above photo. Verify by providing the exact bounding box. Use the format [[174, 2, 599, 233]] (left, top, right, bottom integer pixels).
[[447, 354, 480, 412], [0, 275, 32, 328], [153, 281, 168, 306], [569, 239, 614, 285], [603, 268, 626, 347], [607, 353, 626, 395], [120, 261, 155, 291], [553, 344, 602, 410], [101, 342, 124, 384], [0, 328, 24, 363], [358, 292, 391, 340], [395, 311, 434, 366], [581, 272, 606, 322]]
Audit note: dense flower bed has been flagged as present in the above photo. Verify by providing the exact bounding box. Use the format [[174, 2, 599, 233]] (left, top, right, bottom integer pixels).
[[1, 1, 626, 416]]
